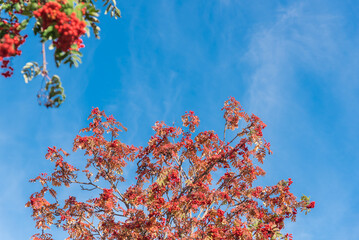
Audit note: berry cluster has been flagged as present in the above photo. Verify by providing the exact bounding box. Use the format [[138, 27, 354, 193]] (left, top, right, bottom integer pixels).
[[54, 12, 86, 51], [1, 60, 13, 78], [33, 1, 86, 52], [0, 20, 27, 77]]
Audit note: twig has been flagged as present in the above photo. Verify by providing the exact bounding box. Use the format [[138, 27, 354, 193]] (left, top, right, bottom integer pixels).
[[41, 42, 48, 76]]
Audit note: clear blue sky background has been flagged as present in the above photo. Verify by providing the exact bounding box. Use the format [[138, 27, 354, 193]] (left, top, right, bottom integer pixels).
[[0, 0, 358, 239]]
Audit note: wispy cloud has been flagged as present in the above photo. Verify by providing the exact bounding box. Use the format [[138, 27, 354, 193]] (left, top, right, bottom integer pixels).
[[243, 1, 359, 239], [244, 2, 341, 116]]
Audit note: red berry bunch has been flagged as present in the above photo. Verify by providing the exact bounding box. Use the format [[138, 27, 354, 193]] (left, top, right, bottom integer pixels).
[[33, 1, 86, 52], [54, 12, 86, 51], [1, 60, 13, 78], [0, 20, 27, 77], [33, 2, 63, 29]]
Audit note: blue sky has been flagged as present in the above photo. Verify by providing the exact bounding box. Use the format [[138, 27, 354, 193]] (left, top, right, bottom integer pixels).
[[0, 0, 358, 239]]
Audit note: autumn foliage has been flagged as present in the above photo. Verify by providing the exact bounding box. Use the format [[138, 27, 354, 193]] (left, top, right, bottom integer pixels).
[[26, 97, 314, 239]]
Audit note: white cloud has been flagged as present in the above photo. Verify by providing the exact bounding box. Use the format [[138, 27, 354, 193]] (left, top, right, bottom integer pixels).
[[243, 1, 359, 239], [244, 2, 342, 116]]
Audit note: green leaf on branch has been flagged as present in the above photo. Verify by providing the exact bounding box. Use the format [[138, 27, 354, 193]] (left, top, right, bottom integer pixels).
[[44, 75, 66, 108], [42, 25, 55, 41], [19, 18, 30, 30], [84, 4, 100, 38], [301, 195, 310, 202], [55, 49, 82, 68], [14, 3, 21, 11], [74, 4, 85, 19], [103, 0, 121, 19], [64, 50, 82, 68], [21, 62, 42, 83], [29, 2, 39, 11]]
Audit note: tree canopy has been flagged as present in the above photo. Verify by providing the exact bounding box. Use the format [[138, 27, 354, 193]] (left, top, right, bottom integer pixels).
[[27, 97, 315, 240]]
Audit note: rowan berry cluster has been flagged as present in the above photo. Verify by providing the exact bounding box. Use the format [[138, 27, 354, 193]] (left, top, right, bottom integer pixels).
[[54, 13, 86, 51], [33, 1, 86, 52], [0, 20, 27, 77]]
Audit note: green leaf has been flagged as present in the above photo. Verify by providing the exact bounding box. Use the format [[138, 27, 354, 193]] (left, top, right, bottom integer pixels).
[[19, 18, 30, 30], [14, 3, 21, 11], [301, 195, 310, 202], [56, 49, 83, 68], [102, 0, 121, 19], [42, 25, 54, 40], [48, 44, 55, 50], [43, 75, 66, 108], [64, 8, 73, 16], [21, 62, 42, 83], [29, 3, 39, 11]]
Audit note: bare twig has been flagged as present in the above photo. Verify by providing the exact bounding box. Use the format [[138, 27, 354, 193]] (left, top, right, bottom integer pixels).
[[41, 42, 48, 76]]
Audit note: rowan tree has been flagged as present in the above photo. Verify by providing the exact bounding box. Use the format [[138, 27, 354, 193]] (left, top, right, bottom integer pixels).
[[0, 0, 121, 107], [27, 97, 315, 240]]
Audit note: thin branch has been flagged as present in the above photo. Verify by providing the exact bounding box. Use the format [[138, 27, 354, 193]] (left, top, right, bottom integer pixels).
[[174, 156, 189, 181], [81, 216, 104, 238], [41, 42, 48, 76]]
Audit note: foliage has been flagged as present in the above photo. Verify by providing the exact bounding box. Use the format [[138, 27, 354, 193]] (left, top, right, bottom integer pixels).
[[0, 0, 121, 107], [26, 97, 315, 239], [21, 61, 42, 83], [42, 74, 66, 108]]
